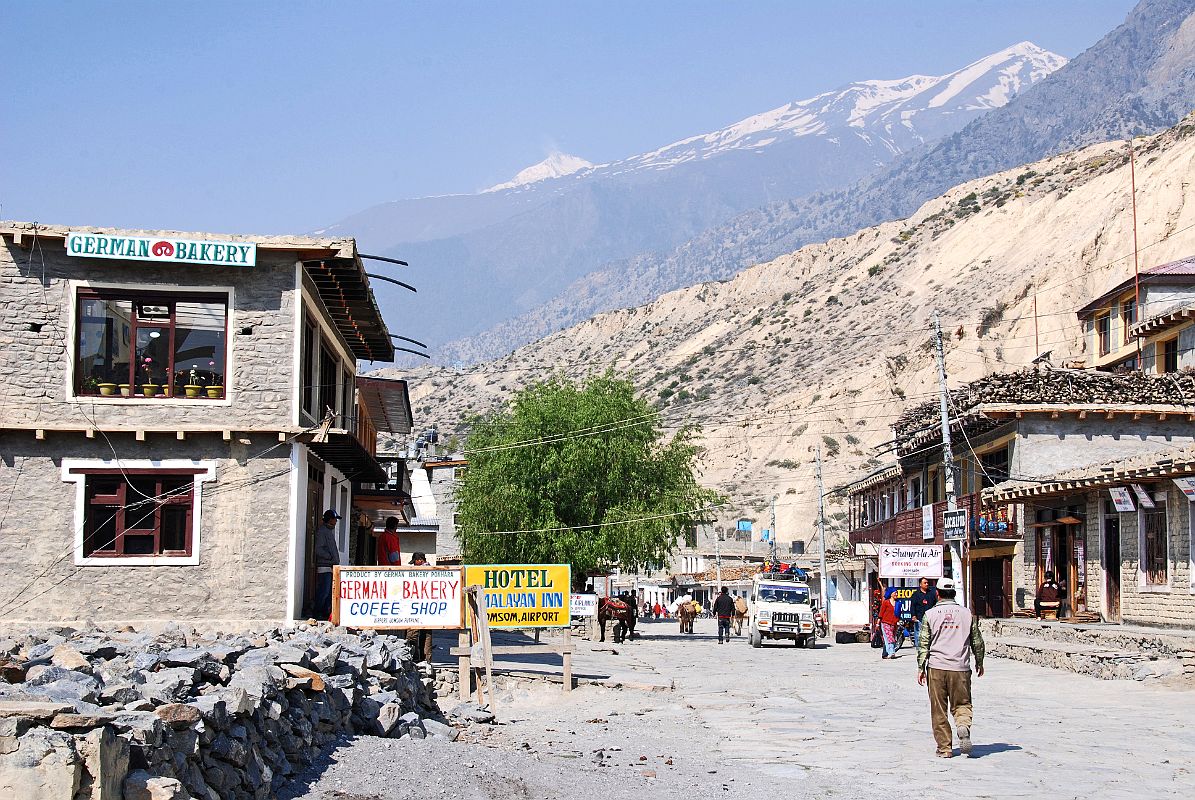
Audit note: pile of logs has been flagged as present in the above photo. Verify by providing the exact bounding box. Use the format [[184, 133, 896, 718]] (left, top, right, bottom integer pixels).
[[894, 367, 1195, 440]]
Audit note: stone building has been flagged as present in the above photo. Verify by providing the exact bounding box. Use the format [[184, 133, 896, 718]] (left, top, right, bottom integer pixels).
[[849, 368, 1195, 628], [987, 449, 1195, 628], [0, 222, 411, 624]]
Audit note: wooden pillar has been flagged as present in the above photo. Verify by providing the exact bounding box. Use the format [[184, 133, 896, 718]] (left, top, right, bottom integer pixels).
[[562, 626, 573, 693], [457, 629, 470, 702]]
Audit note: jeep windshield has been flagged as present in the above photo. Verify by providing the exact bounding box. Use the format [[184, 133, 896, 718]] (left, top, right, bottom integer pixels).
[[758, 587, 810, 605]]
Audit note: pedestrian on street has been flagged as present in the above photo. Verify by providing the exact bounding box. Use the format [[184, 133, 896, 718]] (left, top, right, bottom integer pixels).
[[733, 594, 749, 636], [879, 587, 900, 659], [653, 602, 662, 620], [405, 552, 434, 662], [313, 509, 341, 621], [1035, 571, 1061, 618], [713, 587, 736, 643], [916, 577, 985, 758], [374, 515, 402, 567], [910, 577, 938, 646]]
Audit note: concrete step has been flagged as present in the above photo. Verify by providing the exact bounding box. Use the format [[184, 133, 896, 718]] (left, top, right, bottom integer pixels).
[[988, 635, 1188, 681]]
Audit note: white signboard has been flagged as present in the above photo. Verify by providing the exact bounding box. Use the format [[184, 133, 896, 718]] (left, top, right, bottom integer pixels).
[[943, 509, 969, 541], [334, 567, 463, 629], [570, 593, 598, 617], [1173, 478, 1195, 501], [878, 544, 944, 579], [1131, 484, 1155, 509], [921, 505, 934, 541], [66, 232, 257, 267], [1108, 487, 1136, 512]]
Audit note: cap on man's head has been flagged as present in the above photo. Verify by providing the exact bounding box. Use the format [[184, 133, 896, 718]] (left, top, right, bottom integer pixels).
[[937, 578, 956, 591], [323, 509, 341, 521]]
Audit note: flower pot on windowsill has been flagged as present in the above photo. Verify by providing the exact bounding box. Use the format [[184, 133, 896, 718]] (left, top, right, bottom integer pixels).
[[206, 385, 224, 399], [119, 384, 131, 397], [141, 384, 159, 397], [97, 383, 117, 396], [184, 384, 203, 398]]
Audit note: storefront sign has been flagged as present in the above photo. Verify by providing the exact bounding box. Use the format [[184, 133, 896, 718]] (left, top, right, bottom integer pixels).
[[921, 505, 934, 540], [1172, 477, 1195, 500], [943, 509, 969, 541], [1131, 484, 1155, 508], [333, 567, 463, 629], [1108, 487, 1136, 512], [66, 232, 257, 267], [570, 593, 598, 617], [464, 564, 572, 628], [878, 544, 943, 579]]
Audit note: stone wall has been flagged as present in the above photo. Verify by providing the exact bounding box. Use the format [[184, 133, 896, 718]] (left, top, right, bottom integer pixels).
[[0, 238, 298, 431], [0, 623, 457, 800], [0, 434, 292, 623]]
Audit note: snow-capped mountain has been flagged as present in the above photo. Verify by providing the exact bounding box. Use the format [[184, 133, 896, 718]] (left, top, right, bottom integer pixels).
[[485, 152, 594, 192], [325, 42, 1066, 358]]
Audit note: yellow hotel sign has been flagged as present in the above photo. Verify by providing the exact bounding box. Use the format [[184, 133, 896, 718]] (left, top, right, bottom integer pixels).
[[463, 564, 571, 628]]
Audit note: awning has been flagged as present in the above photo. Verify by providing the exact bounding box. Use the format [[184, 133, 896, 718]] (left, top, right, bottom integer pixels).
[[357, 376, 413, 435], [302, 257, 394, 362], [307, 432, 387, 483]]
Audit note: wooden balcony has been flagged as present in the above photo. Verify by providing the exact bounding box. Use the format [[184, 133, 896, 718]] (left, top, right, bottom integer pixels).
[[849, 494, 1018, 547]]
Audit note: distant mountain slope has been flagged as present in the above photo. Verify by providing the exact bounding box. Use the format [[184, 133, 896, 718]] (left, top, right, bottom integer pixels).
[[323, 43, 1064, 352], [380, 113, 1195, 546], [443, 0, 1195, 364]]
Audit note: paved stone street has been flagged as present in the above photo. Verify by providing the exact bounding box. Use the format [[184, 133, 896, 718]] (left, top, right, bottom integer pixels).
[[287, 618, 1195, 799]]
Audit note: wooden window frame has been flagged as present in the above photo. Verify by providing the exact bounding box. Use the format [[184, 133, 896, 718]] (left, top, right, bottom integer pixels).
[[1161, 337, 1179, 374], [75, 288, 229, 400], [1096, 314, 1111, 356], [1140, 499, 1169, 589], [63, 461, 215, 566], [1121, 298, 1136, 344]]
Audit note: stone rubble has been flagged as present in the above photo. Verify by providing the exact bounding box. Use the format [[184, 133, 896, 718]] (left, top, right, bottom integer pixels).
[[0, 622, 469, 799]]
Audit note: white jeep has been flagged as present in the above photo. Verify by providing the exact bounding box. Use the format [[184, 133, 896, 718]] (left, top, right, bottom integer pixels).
[[747, 572, 817, 648]]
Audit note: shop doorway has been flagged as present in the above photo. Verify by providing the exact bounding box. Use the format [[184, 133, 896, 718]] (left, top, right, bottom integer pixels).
[[970, 556, 1011, 618], [1102, 506, 1121, 622], [302, 462, 325, 617]]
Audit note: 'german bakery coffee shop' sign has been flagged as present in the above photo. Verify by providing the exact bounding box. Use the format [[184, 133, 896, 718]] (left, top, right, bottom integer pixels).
[[333, 567, 464, 629], [66, 232, 257, 267], [464, 564, 572, 628]]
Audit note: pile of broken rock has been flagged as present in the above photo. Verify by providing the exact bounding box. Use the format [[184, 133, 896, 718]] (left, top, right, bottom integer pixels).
[[0, 622, 462, 799]]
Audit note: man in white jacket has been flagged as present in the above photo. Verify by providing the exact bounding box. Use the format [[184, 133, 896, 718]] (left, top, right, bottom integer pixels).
[[916, 578, 985, 758]]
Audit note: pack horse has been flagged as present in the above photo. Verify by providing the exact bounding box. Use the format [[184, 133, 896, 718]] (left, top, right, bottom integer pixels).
[[598, 594, 637, 643]]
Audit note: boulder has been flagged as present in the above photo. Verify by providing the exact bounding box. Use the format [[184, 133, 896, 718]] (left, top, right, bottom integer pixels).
[[309, 644, 341, 674], [76, 725, 129, 800], [50, 645, 92, 673], [422, 718, 460, 741], [155, 704, 202, 729], [49, 712, 115, 730], [139, 667, 197, 704], [279, 664, 325, 691], [0, 701, 74, 721], [0, 727, 83, 800], [123, 769, 192, 800]]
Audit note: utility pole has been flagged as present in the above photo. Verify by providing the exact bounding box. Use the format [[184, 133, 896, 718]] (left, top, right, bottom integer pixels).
[[816, 446, 831, 627], [933, 312, 967, 607], [769, 496, 778, 567], [715, 535, 723, 592]]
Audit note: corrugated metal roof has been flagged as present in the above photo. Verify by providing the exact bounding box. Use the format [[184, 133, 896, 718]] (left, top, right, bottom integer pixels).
[[1077, 253, 1195, 318]]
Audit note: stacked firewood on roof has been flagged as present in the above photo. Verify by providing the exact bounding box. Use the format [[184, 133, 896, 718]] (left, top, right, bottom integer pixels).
[[894, 367, 1195, 441]]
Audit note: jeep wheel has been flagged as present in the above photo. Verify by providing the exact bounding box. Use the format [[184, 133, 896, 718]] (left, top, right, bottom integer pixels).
[[749, 629, 762, 648]]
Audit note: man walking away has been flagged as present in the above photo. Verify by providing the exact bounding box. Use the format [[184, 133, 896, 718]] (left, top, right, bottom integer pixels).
[[713, 587, 736, 643], [374, 516, 402, 567], [910, 577, 938, 647], [917, 578, 985, 758], [313, 510, 341, 621]]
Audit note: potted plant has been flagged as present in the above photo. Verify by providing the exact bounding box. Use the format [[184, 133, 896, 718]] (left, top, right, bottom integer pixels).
[[97, 383, 117, 396], [206, 385, 224, 399], [140, 357, 159, 397], [119, 384, 131, 396], [184, 366, 203, 398], [81, 375, 99, 395]]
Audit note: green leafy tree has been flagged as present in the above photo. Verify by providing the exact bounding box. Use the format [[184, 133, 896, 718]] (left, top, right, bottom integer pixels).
[[455, 373, 722, 582]]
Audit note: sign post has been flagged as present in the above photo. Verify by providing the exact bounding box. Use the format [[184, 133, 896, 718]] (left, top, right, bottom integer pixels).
[[332, 566, 463, 629], [943, 509, 969, 542]]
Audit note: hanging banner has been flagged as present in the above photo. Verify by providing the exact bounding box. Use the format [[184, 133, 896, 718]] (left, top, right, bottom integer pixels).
[[332, 566, 463, 629], [921, 505, 934, 540], [464, 564, 572, 628], [943, 509, 969, 541], [1108, 487, 1136, 512], [1172, 477, 1195, 501], [878, 544, 943, 579], [1130, 484, 1156, 509], [66, 232, 256, 266], [570, 593, 598, 617]]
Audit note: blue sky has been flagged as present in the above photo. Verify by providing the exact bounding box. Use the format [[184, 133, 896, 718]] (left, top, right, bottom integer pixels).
[[2, 0, 1135, 234]]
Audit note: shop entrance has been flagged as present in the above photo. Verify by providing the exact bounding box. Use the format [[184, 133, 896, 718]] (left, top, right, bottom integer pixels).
[[970, 556, 1011, 618], [1102, 502, 1121, 622], [302, 461, 325, 618]]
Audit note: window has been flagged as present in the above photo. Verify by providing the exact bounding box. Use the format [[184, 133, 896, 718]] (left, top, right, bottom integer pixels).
[[76, 290, 227, 399], [82, 472, 197, 557], [1161, 338, 1179, 374], [1141, 501, 1168, 586], [978, 447, 1010, 489], [299, 309, 350, 425], [1096, 314, 1111, 356], [1121, 298, 1136, 343]]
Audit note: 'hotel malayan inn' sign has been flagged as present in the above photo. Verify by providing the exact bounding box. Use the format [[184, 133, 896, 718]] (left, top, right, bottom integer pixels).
[[464, 564, 572, 628], [332, 567, 464, 630], [66, 232, 257, 267], [878, 544, 944, 579]]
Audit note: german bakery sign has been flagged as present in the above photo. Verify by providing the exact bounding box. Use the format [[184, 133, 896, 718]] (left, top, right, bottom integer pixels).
[[66, 232, 256, 267]]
